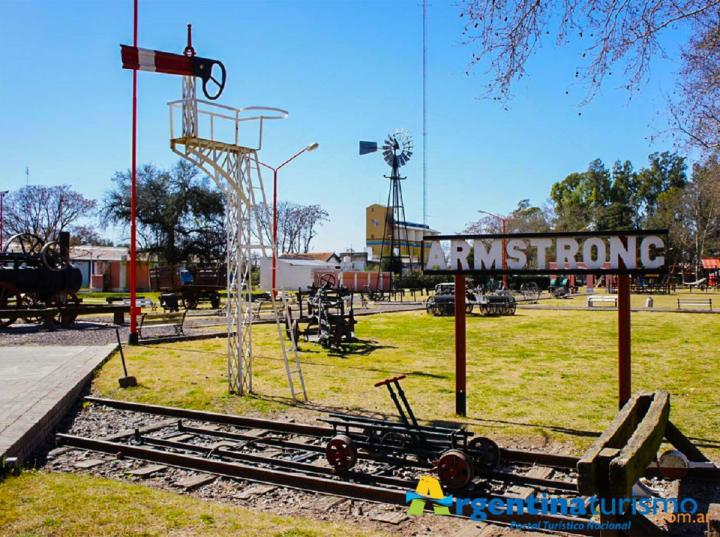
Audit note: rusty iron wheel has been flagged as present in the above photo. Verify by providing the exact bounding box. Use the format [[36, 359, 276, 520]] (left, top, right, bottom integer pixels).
[[325, 434, 357, 472], [467, 436, 500, 474], [437, 448, 474, 490]]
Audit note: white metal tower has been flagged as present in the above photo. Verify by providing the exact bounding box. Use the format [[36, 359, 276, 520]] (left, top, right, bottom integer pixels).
[[169, 76, 307, 401]]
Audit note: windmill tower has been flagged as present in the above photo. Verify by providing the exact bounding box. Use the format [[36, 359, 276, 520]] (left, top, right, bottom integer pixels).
[[360, 129, 415, 274], [168, 76, 306, 401]]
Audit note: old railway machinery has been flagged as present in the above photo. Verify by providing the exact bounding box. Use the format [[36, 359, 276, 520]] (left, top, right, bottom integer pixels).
[[0, 231, 82, 327], [165, 31, 306, 401], [323, 375, 501, 490]]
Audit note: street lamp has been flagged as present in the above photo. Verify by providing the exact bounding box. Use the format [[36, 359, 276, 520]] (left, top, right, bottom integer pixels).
[[0, 190, 8, 251], [258, 142, 319, 296], [477, 209, 509, 289]]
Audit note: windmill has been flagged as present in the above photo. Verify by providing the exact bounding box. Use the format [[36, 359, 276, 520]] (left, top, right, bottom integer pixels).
[[360, 129, 415, 274]]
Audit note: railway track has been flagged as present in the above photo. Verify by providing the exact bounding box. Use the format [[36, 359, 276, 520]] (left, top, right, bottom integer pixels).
[[52, 397, 639, 535]]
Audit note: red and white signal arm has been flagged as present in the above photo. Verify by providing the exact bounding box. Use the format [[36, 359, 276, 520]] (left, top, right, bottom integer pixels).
[[120, 45, 226, 100]]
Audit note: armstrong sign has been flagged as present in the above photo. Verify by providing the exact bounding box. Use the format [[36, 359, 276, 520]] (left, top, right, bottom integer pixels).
[[423, 230, 668, 275]]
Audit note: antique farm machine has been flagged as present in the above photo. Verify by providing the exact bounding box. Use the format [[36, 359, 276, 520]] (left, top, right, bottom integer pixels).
[[0, 232, 82, 327], [284, 274, 357, 350]]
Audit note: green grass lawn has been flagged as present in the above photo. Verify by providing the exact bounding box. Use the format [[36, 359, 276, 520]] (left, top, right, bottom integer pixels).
[[93, 308, 720, 458], [0, 471, 385, 537]]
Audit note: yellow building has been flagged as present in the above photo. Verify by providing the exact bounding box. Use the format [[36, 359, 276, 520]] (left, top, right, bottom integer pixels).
[[365, 204, 439, 264]]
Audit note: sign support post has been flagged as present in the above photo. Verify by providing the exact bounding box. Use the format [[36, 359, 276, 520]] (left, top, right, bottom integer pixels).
[[454, 273, 467, 416], [423, 230, 668, 417], [617, 273, 631, 408]]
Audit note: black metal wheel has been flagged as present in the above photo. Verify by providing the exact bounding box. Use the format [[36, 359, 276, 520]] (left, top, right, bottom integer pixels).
[[437, 448, 475, 490], [325, 434, 357, 472], [3, 233, 44, 255], [0, 282, 21, 327], [40, 240, 65, 272], [21, 293, 43, 324], [467, 436, 500, 474], [380, 431, 412, 456]]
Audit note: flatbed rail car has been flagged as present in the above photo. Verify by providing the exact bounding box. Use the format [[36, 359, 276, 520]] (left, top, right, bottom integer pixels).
[[150, 265, 225, 309]]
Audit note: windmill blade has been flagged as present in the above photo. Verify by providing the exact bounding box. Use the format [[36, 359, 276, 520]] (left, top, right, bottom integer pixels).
[[359, 141, 378, 155]]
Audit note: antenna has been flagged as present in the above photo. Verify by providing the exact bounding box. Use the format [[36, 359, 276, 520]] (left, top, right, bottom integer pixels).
[[422, 0, 428, 227], [25, 166, 29, 186]]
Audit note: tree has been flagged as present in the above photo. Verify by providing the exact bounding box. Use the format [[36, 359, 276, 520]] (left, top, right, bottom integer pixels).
[[102, 161, 225, 266], [464, 199, 553, 233], [254, 201, 329, 254], [460, 1, 720, 150], [550, 159, 612, 231], [649, 156, 720, 273], [69, 225, 114, 247], [3, 184, 97, 244], [549, 153, 686, 231]]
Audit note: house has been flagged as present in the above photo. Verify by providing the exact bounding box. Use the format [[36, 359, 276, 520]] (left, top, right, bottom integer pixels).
[[365, 203, 440, 264], [259, 256, 341, 291], [279, 252, 341, 264], [339, 251, 369, 272], [69, 245, 153, 292]]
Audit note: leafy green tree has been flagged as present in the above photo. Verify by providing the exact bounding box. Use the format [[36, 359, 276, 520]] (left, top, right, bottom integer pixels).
[[102, 160, 225, 266], [635, 152, 687, 225]]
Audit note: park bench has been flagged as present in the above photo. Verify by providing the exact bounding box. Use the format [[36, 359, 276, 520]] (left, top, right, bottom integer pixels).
[[587, 295, 617, 308], [677, 297, 712, 311], [138, 310, 187, 339], [106, 295, 144, 304], [122, 297, 156, 310]]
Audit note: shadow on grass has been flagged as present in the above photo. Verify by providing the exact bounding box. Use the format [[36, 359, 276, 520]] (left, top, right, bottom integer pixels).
[[463, 415, 602, 438], [326, 339, 396, 358]]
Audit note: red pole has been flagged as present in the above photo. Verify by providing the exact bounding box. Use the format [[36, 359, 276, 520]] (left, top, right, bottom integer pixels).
[[617, 272, 631, 407], [617, 235, 631, 407], [128, 0, 139, 344], [454, 273, 467, 416], [0, 191, 5, 251], [501, 219, 508, 289], [272, 168, 278, 298]]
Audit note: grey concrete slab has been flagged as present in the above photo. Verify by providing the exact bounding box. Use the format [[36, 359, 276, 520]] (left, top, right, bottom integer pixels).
[[0, 344, 116, 463]]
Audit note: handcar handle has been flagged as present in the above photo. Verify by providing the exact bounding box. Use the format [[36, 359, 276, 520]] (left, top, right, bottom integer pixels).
[[374, 375, 406, 388]]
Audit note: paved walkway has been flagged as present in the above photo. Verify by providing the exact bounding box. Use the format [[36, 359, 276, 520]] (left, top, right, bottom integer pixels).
[[0, 344, 116, 464]]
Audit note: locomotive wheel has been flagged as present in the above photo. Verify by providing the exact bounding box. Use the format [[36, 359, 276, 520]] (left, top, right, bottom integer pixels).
[[57, 292, 80, 326], [3, 233, 44, 255], [184, 295, 199, 310], [437, 448, 475, 490], [325, 434, 357, 472], [40, 241, 65, 272], [21, 294, 43, 324], [0, 282, 22, 327], [467, 436, 501, 474]]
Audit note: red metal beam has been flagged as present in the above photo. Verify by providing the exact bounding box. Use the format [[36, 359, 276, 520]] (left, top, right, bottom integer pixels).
[[454, 274, 467, 416]]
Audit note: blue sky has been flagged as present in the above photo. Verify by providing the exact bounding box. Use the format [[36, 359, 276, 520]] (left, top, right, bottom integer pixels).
[[0, 0, 689, 252]]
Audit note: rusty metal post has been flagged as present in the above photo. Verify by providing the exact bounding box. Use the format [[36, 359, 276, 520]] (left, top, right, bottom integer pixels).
[[454, 274, 467, 416], [618, 254, 631, 408]]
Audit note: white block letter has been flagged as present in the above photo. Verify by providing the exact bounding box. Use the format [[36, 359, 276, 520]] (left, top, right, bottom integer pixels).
[[425, 241, 448, 271], [609, 236, 637, 269], [506, 239, 527, 270], [473, 239, 502, 271], [582, 237, 607, 270], [530, 238, 552, 269], [640, 236, 665, 269], [557, 238, 579, 269], [450, 240, 471, 271]]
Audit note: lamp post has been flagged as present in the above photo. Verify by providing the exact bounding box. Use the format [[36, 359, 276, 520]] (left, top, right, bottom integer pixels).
[[258, 142, 319, 296], [477, 209, 509, 289], [0, 190, 8, 251]]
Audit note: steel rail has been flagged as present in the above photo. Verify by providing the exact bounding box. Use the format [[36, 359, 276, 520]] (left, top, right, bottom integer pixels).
[[138, 434, 413, 489], [84, 396, 332, 437], [178, 423, 578, 492], [57, 433, 600, 535], [177, 423, 434, 468]]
